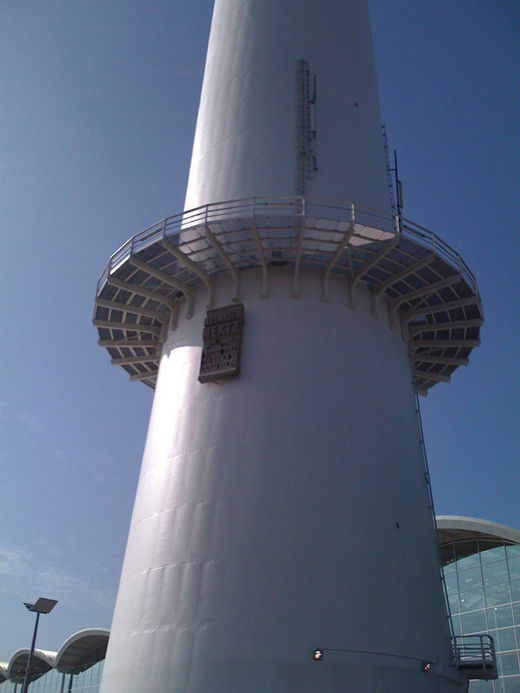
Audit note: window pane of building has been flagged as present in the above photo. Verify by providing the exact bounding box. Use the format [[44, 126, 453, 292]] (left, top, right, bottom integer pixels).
[[497, 627, 518, 652], [510, 579, 520, 603], [445, 571, 459, 595], [508, 557, 520, 582], [486, 582, 512, 607], [483, 561, 510, 588], [461, 587, 486, 611], [459, 565, 484, 591], [481, 543, 507, 564], [462, 610, 487, 634], [451, 613, 463, 636], [503, 675, 520, 692], [488, 605, 514, 629], [498, 652, 520, 676]]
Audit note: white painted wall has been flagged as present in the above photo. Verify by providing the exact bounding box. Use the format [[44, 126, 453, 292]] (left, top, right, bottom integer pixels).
[[184, 0, 391, 213], [101, 272, 463, 692]]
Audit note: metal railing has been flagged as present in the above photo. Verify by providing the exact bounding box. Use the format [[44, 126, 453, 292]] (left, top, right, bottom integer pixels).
[[452, 634, 497, 679], [97, 196, 478, 296]]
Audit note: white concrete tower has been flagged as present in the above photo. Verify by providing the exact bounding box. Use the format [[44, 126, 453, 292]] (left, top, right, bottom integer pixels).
[[94, 1, 484, 691]]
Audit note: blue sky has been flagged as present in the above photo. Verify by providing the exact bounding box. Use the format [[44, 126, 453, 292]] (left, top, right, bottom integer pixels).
[[1, 0, 518, 659]]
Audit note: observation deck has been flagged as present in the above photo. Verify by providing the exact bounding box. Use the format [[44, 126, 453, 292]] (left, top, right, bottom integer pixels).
[[94, 197, 482, 395]]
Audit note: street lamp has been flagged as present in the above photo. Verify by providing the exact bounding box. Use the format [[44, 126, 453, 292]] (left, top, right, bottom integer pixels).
[[21, 598, 57, 693]]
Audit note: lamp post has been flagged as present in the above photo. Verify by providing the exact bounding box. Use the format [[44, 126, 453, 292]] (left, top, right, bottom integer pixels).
[[21, 598, 57, 693]]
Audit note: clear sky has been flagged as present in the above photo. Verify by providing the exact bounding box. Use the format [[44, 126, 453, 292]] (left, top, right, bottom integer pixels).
[[1, 0, 518, 660]]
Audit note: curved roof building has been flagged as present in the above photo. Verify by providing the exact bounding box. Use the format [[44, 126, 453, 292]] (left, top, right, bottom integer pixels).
[[0, 629, 108, 692], [55, 629, 110, 676], [438, 516, 520, 693], [6, 649, 55, 685], [438, 517, 520, 548]]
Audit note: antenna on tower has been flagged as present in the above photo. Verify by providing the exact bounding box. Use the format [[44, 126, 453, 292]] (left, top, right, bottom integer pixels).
[[389, 149, 404, 218], [383, 131, 404, 230], [381, 123, 395, 212], [296, 59, 317, 195]]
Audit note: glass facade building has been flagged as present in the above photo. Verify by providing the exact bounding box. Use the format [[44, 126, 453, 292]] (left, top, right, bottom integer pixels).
[[0, 661, 104, 693], [439, 517, 520, 693], [0, 630, 108, 693]]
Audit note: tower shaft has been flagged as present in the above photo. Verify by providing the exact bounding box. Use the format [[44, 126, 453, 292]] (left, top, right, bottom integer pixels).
[[185, 0, 390, 211], [94, 2, 481, 691]]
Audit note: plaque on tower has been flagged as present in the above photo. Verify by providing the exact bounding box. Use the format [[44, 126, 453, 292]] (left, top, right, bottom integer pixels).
[[198, 303, 245, 383]]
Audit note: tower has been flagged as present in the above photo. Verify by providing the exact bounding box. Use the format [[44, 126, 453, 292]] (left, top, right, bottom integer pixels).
[[93, 1, 483, 691]]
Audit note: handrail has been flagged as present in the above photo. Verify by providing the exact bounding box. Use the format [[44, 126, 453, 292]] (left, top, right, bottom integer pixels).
[[452, 634, 497, 674], [96, 196, 478, 296]]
